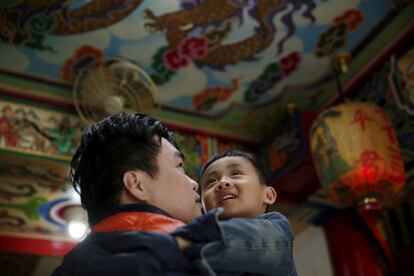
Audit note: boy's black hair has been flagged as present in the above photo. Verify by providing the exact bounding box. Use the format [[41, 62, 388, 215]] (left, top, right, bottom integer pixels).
[[200, 150, 270, 186], [70, 113, 176, 223]]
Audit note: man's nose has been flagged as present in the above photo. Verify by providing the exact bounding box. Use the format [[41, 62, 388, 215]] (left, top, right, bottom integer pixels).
[[188, 176, 198, 191]]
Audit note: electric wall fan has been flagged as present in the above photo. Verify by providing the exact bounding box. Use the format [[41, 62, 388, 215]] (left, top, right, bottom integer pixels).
[[73, 58, 160, 125]]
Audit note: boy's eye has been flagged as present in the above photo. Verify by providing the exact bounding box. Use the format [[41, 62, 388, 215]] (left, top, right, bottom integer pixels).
[[231, 170, 242, 176], [207, 178, 216, 184], [203, 178, 216, 187]]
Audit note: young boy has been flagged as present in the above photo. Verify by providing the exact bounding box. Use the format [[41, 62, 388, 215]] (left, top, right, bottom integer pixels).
[[199, 150, 297, 275]]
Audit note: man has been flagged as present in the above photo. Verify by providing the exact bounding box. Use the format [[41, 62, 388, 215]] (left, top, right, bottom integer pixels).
[[53, 113, 296, 275]]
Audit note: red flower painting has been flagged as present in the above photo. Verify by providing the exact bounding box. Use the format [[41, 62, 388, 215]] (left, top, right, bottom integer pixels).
[[334, 9, 364, 31], [163, 48, 189, 71], [180, 36, 208, 59], [163, 36, 208, 71], [279, 51, 301, 76], [61, 45, 103, 82]]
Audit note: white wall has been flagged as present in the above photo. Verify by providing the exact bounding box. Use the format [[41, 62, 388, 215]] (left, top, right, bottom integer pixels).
[[293, 225, 334, 276]]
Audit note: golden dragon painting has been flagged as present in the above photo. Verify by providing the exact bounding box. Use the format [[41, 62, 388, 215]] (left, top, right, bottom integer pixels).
[[144, 0, 317, 69]]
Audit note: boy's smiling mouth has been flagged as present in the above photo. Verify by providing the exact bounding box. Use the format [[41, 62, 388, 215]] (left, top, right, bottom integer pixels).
[[218, 192, 237, 204]]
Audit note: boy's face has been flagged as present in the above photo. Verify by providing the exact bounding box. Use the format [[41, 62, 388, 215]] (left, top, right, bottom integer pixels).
[[200, 156, 276, 219], [145, 138, 202, 222]]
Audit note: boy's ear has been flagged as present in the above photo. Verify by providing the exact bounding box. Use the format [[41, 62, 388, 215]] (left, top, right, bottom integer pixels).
[[123, 170, 149, 202], [263, 186, 277, 205]]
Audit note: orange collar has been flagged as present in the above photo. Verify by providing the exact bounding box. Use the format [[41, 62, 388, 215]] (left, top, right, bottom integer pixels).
[[92, 211, 185, 234]]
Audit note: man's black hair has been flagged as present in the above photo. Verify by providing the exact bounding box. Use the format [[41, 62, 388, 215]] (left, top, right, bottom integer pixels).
[[70, 113, 176, 223], [200, 150, 270, 186]]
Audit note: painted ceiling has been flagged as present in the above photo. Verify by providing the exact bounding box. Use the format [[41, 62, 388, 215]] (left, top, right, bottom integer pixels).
[[1, 0, 413, 141], [1, 1, 414, 267]]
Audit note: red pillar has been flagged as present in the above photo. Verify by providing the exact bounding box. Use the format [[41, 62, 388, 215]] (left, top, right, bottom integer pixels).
[[323, 212, 387, 276]]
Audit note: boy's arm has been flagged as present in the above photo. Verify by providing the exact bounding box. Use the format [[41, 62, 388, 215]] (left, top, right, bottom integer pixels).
[[172, 209, 297, 275]]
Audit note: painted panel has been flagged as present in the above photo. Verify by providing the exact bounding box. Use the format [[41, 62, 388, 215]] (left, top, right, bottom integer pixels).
[[0, 101, 81, 158], [0, 0, 409, 120]]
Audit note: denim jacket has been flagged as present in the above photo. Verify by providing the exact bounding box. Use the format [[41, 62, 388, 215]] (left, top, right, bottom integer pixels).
[[173, 209, 297, 276]]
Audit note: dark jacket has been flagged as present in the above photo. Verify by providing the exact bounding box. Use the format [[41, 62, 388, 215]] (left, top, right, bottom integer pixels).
[[53, 204, 297, 275], [52, 204, 219, 275]]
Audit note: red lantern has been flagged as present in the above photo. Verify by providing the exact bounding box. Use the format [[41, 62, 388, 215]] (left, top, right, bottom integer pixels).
[[310, 102, 405, 207]]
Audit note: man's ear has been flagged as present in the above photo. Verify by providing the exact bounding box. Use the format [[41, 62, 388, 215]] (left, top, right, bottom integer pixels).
[[263, 186, 277, 205], [123, 170, 149, 202]]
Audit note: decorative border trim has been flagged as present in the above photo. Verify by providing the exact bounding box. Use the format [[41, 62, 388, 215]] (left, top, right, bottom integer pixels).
[[0, 235, 76, 256]]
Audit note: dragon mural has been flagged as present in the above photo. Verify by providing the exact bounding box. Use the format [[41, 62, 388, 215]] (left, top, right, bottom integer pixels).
[[0, 0, 143, 50], [0, 0, 405, 119], [145, 0, 317, 70]]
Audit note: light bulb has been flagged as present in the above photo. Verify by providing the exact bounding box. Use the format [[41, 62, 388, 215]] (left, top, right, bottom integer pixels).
[[68, 220, 88, 239]]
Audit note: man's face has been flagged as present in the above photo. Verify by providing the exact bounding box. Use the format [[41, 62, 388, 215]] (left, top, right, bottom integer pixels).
[[201, 156, 271, 219], [145, 138, 202, 223]]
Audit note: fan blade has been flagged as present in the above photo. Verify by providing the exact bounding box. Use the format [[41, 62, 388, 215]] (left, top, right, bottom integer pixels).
[[74, 57, 161, 126], [121, 81, 145, 112]]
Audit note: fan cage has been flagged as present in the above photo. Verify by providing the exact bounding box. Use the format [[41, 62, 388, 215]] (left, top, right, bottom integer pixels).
[[73, 57, 160, 126]]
